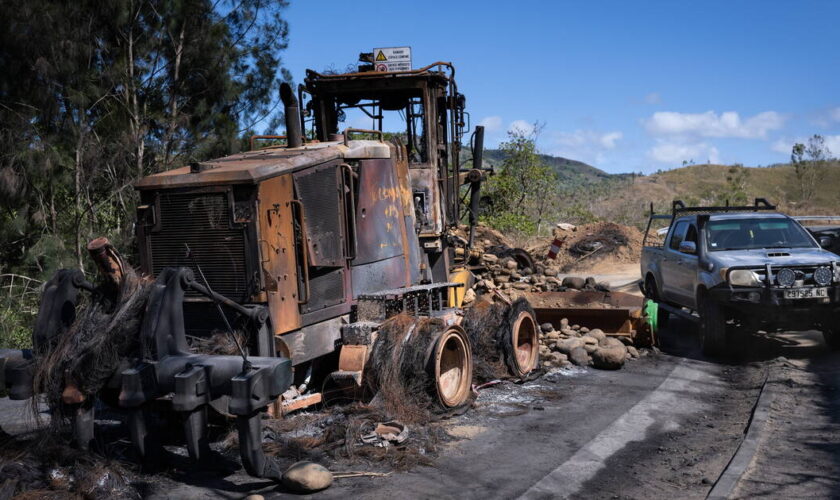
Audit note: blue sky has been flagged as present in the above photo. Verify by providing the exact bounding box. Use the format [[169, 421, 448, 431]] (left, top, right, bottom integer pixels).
[[280, 0, 840, 173]]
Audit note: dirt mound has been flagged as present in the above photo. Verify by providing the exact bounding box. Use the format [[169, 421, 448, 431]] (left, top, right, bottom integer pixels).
[[527, 222, 644, 272]]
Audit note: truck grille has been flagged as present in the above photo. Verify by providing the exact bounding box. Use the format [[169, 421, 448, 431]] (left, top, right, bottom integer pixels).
[[148, 191, 249, 300]]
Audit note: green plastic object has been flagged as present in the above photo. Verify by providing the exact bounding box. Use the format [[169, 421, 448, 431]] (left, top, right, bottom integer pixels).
[[644, 299, 658, 336]]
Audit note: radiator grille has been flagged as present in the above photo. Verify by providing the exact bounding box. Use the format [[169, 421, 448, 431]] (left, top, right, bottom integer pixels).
[[149, 191, 249, 300]]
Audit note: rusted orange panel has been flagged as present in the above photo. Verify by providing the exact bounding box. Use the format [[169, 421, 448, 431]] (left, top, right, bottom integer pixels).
[[338, 344, 368, 372], [257, 174, 301, 335]]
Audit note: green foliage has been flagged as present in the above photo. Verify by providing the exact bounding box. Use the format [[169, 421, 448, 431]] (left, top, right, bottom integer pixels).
[[0, 0, 291, 281], [791, 135, 831, 202], [480, 125, 563, 236]]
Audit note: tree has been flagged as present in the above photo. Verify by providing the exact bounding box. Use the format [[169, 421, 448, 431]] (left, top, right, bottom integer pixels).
[[481, 123, 561, 235], [0, 0, 291, 277], [791, 134, 830, 202]]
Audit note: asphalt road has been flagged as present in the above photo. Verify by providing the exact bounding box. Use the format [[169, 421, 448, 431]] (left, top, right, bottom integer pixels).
[[4, 317, 840, 499]]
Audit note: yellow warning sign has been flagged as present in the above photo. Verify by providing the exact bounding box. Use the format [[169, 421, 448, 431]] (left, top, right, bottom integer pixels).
[[375, 50, 387, 62]]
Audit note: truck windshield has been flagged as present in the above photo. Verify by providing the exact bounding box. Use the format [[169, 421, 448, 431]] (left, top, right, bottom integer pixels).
[[705, 218, 816, 251]]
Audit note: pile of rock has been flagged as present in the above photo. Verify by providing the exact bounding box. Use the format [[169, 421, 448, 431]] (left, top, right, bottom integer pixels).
[[538, 319, 640, 370], [463, 250, 608, 305]]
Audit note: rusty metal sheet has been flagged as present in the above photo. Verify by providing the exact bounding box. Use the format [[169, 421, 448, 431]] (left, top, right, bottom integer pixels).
[[257, 174, 301, 335], [353, 158, 407, 265], [351, 255, 408, 299], [293, 162, 345, 267], [278, 315, 347, 366]]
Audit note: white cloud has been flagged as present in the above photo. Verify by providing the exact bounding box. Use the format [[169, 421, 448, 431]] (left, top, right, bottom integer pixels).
[[813, 107, 840, 127], [644, 110, 785, 139], [599, 131, 623, 149], [648, 140, 720, 165], [644, 92, 661, 105], [507, 120, 535, 135], [547, 130, 624, 166], [831, 107, 840, 122], [771, 138, 793, 154], [478, 116, 502, 133]]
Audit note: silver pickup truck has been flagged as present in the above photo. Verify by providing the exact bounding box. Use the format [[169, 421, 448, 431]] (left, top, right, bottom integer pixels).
[[640, 199, 840, 355]]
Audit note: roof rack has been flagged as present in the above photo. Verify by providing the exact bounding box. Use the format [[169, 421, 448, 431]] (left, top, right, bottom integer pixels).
[[671, 198, 776, 217], [642, 198, 777, 247]]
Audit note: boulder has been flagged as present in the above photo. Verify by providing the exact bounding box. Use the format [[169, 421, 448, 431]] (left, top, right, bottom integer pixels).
[[581, 335, 598, 345], [512, 282, 531, 290], [627, 346, 640, 358], [584, 277, 597, 289], [599, 337, 625, 349], [587, 328, 606, 341], [557, 337, 584, 354], [540, 322, 554, 333], [559, 318, 570, 329], [569, 347, 590, 366], [282, 461, 333, 493], [583, 343, 598, 354], [591, 346, 626, 370], [505, 259, 518, 270], [562, 277, 586, 290], [462, 288, 476, 305], [481, 253, 498, 264], [579, 327, 590, 334], [546, 332, 560, 341]]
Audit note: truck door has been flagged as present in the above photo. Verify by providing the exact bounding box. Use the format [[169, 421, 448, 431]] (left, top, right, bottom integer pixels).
[[672, 223, 699, 306], [661, 220, 688, 303]]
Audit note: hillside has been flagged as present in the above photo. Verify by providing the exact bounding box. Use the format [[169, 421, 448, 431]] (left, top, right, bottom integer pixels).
[[586, 162, 840, 228], [481, 149, 615, 185]]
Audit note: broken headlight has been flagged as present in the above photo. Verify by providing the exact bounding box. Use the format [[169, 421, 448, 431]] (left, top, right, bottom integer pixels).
[[729, 269, 761, 287]]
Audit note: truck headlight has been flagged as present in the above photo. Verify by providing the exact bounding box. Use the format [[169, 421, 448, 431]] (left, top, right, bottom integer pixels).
[[729, 270, 761, 287], [814, 267, 833, 287]]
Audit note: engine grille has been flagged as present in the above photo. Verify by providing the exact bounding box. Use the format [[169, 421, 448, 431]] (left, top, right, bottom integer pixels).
[[148, 191, 250, 300]]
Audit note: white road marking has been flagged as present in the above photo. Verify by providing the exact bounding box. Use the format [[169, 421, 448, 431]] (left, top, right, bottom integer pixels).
[[519, 360, 718, 499]]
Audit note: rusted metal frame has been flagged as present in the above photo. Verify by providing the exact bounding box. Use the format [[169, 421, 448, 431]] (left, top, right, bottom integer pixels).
[[340, 163, 358, 261], [343, 128, 384, 144], [249, 135, 287, 151], [306, 61, 455, 81], [290, 199, 310, 305]]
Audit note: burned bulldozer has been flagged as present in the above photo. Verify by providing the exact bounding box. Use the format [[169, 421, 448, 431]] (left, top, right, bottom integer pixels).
[[0, 60, 540, 480]]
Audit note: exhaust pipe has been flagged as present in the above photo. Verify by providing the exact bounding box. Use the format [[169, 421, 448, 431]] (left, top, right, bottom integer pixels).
[[280, 82, 302, 148]]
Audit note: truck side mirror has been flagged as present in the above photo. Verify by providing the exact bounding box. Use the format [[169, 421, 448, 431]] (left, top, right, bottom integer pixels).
[[819, 236, 832, 249], [678, 241, 697, 254]]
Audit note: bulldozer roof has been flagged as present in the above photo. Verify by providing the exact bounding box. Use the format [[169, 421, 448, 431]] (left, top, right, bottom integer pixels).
[[135, 139, 390, 190]]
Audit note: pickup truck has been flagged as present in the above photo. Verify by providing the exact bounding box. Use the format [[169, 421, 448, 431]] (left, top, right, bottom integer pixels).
[[640, 199, 840, 356]]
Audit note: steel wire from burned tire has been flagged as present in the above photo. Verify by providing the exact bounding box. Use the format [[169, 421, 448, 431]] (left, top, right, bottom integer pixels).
[[365, 315, 474, 420], [462, 297, 541, 381]]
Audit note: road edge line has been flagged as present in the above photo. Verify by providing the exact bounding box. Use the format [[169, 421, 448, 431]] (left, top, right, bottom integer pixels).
[[706, 369, 774, 500]]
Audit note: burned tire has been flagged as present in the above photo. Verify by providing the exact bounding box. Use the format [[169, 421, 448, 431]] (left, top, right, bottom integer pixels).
[[699, 294, 726, 357], [462, 298, 539, 380], [428, 326, 473, 409], [644, 275, 669, 328], [504, 299, 540, 377]]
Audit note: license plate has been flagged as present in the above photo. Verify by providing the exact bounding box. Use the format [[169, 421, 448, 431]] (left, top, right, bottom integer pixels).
[[784, 287, 828, 299]]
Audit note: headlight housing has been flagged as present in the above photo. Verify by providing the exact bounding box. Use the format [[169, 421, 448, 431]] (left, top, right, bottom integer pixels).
[[814, 267, 833, 286], [776, 268, 796, 287], [729, 269, 761, 287]]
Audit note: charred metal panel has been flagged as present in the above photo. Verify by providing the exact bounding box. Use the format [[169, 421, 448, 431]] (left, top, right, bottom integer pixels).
[[147, 189, 252, 301], [293, 163, 345, 267], [277, 315, 347, 366], [353, 159, 407, 265], [394, 152, 423, 284], [301, 268, 345, 314], [351, 255, 408, 298], [256, 175, 301, 335]]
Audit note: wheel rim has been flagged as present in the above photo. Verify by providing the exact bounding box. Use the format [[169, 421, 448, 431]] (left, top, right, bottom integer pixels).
[[434, 327, 472, 408], [511, 311, 539, 375]]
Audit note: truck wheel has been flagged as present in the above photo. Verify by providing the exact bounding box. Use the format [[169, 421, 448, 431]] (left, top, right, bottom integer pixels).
[[822, 329, 840, 351], [644, 276, 669, 327], [699, 294, 726, 356]]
